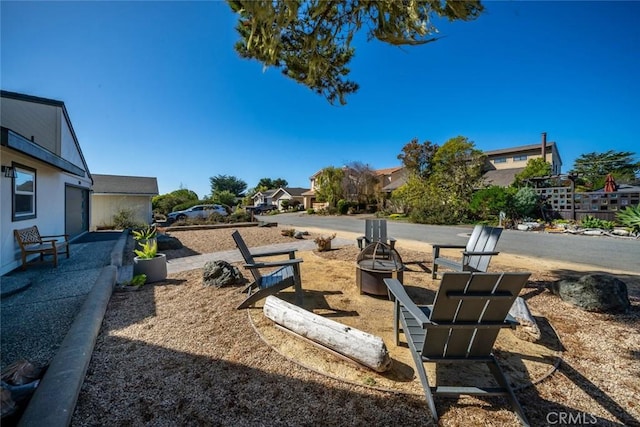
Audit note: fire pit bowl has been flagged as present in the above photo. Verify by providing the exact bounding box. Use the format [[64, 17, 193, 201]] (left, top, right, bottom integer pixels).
[[355, 242, 404, 297]]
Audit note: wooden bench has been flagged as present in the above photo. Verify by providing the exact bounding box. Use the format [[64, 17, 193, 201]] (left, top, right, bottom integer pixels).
[[14, 226, 70, 270]]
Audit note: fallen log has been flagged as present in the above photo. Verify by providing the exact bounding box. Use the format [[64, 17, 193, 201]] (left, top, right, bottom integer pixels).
[[263, 296, 392, 372]]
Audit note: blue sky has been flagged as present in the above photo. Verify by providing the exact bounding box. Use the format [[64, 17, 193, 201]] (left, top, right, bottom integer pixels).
[[1, 1, 638, 198]]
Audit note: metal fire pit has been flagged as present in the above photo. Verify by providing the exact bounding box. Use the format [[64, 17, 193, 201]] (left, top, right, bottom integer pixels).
[[356, 242, 404, 297]]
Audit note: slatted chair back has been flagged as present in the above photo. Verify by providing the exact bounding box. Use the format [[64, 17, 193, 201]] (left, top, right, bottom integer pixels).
[[422, 272, 529, 359], [465, 225, 503, 272], [365, 219, 388, 244], [232, 230, 262, 283]]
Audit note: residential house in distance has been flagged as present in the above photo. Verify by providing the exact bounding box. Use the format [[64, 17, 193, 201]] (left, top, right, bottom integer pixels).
[[482, 132, 562, 187], [251, 189, 277, 207], [90, 174, 159, 230], [302, 166, 405, 210], [1, 90, 93, 275], [271, 187, 307, 210]]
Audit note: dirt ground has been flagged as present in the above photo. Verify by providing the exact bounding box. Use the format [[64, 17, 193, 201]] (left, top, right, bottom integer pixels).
[[72, 226, 640, 426]]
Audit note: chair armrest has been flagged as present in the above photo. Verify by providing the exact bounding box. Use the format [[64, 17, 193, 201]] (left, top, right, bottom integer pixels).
[[40, 234, 70, 240], [432, 244, 467, 250], [388, 238, 396, 251], [462, 251, 500, 256], [251, 249, 297, 259], [244, 258, 303, 269], [383, 278, 431, 327]]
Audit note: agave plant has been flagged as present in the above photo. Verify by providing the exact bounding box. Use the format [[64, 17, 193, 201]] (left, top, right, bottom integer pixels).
[[616, 204, 640, 235]]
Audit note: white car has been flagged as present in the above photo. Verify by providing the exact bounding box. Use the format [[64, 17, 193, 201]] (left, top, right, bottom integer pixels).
[[167, 204, 228, 222]]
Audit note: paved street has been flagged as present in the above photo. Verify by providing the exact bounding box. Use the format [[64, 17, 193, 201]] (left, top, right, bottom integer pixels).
[[265, 213, 640, 274]]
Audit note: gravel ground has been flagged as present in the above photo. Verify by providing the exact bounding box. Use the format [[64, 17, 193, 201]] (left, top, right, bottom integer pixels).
[[71, 225, 640, 426]]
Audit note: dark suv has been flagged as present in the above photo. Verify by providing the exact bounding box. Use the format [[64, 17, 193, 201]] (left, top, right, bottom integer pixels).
[[246, 203, 278, 214]]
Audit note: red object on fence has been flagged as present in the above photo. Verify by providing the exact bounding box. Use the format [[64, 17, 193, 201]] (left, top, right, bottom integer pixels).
[[604, 174, 617, 192]]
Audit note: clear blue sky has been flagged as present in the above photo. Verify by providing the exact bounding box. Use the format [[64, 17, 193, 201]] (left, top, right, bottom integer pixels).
[[2, 1, 638, 198]]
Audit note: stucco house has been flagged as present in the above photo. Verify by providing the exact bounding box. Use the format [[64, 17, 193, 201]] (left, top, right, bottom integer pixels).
[[270, 187, 307, 210], [1, 90, 93, 275], [90, 174, 159, 230], [251, 189, 277, 206]]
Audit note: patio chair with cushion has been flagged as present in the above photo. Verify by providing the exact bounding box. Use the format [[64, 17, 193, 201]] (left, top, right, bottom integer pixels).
[[384, 272, 531, 426], [232, 230, 304, 309], [14, 225, 70, 270], [432, 224, 502, 279]]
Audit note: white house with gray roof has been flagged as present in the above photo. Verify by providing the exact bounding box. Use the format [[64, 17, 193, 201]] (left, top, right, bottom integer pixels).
[[90, 174, 158, 230], [1, 90, 93, 275]]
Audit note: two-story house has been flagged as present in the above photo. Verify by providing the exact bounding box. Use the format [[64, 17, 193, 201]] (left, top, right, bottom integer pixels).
[[482, 132, 562, 187]]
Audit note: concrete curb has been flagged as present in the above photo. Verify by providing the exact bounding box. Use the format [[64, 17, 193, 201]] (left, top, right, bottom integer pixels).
[[17, 231, 128, 427], [18, 265, 116, 427]]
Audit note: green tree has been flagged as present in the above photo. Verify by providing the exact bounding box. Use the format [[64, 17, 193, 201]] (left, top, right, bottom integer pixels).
[[210, 174, 248, 197], [397, 138, 439, 179], [429, 136, 485, 222], [211, 190, 237, 207], [152, 188, 199, 215], [513, 158, 552, 187], [315, 166, 344, 207], [469, 185, 515, 221], [256, 177, 289, 190], [228, 0, 484, 105], [571, 150, 639, 188]]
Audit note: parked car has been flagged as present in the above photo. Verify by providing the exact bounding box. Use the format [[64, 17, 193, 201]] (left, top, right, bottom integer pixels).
[[167, 204, 228, 222], [246, 203, 278, 214]]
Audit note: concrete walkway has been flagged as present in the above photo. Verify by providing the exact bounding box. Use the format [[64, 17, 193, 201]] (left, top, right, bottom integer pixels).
[[166, 236, 354, 274]]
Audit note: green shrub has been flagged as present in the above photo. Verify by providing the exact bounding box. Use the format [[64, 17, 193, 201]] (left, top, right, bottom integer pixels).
[[580, 215, 614, 230], [513, 187, 539, 218], [306, 208, 315, 215], [337, 199, 349, 215], [229, 210, 251, 223], [112, 208, 141, 229], [616, 204, 640, 234]]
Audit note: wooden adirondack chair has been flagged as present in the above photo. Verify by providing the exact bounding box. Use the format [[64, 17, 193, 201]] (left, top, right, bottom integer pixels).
[[232, 230, 304, 309], [384, 272, 531, 426], [432, 225, 502, 279], [357, 219, 396, 251]]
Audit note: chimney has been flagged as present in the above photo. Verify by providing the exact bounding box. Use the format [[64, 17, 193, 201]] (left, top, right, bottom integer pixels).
[[541, 132, 547, 160]]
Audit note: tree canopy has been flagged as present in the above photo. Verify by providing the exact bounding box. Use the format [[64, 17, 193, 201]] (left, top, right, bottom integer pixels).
[[570, 150, 639, 188], [397, 137, 439, 179], [209, 174, 248, 197], [227, 0, 484, 105], [315, 166, 344, 207], [513, 158, 552, 187], [256, 177, 289, 190]]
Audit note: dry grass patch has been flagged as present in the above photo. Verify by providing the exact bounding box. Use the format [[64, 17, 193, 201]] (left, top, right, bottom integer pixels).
[[72, 226, 640, 426]]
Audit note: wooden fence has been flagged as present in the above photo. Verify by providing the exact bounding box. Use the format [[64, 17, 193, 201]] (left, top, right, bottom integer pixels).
[[534, 187, 640, 221]]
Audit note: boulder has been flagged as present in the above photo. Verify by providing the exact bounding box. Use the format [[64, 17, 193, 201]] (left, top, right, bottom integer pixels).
[[293, 231, 304, 239], [551, 274, 631, 313], [157, 234, 183, 250], [202, 260, 245, 288]]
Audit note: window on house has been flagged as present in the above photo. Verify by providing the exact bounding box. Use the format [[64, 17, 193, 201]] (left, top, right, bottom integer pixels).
[[12, 165, 36, 221], [513, 155, 528, 161], [493, 157, 506, 163]]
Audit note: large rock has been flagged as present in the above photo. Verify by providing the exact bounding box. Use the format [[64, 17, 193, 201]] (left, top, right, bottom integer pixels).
[[202, 260, 245, 288], [157, 234, 183, 250], [551, 274, 631, 313]]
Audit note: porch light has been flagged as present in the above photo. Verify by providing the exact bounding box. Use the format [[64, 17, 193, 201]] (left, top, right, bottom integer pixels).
[[1, 165, 17, 179]]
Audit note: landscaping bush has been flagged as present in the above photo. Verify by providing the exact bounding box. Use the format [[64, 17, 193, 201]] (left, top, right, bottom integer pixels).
[[337, 199, 350, 215], [616, 204, 640, 235], [580, 215, 614, 231], [112, 208, 142, 229]]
